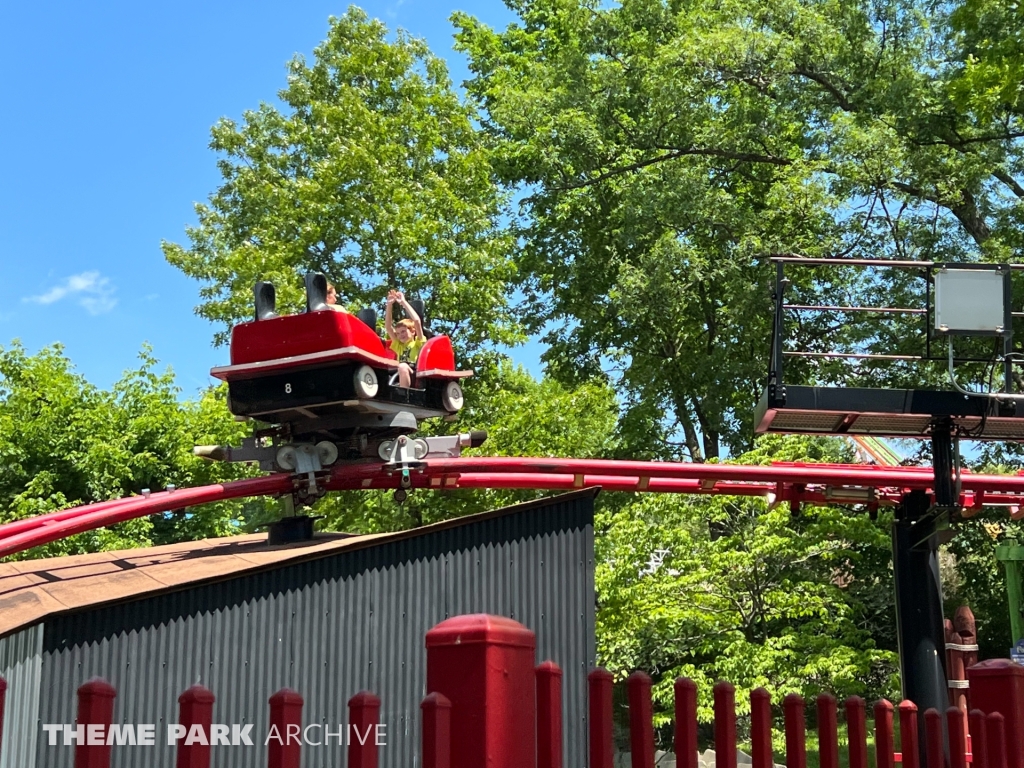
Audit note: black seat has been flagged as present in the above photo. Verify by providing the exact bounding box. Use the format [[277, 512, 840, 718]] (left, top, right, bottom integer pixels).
[[254, 282, 278, 321], [356, 307, 377, 330], [304, 273, 329, 312]]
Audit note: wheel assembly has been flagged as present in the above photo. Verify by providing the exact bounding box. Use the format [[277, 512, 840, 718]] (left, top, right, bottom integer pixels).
[[353, 365, 379, 398], [442, 381, 464, 412]]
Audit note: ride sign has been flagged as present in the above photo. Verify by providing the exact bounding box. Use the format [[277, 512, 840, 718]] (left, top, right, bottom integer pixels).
[[1012, 638, 1024, 666]]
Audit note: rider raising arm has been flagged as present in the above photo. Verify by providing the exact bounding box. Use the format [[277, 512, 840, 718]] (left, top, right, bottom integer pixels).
[[385, 290, 425, 388]]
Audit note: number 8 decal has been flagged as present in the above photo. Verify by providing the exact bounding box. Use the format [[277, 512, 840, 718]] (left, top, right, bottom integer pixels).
[[285, 383, 292, 393]]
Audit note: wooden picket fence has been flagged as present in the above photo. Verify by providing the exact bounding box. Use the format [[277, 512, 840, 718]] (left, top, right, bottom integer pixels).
[[0, 613, 1020, 768], [600, 672, 1008, 768]]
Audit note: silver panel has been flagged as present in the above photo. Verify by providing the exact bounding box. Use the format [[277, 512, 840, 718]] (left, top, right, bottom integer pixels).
[[934, 268, 1006, 333], [0, 624, 42, 768], [30, 493, 595, 768]]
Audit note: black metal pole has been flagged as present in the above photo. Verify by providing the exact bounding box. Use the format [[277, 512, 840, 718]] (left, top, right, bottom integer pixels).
[[893, 489, 949, 768], [768, 262, 788, 405], [1002, 264, 1013, 394]]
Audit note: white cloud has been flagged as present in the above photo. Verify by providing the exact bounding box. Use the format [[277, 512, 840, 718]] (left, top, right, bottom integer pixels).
[[24, 271, 118, 315]]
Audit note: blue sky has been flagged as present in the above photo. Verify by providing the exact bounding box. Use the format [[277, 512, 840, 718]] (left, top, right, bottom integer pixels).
[[0, 0, 540, 396]]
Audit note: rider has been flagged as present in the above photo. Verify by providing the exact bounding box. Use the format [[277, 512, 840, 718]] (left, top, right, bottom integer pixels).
[[385, 290, 425, 388], [326, 283, 349, 313]]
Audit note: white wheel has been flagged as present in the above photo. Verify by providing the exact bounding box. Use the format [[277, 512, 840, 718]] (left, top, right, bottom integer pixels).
[[442, 381, 464, 412], [316, 441, 339, 466], [276, 446, 297, 471], [353, 365, 379, 398]]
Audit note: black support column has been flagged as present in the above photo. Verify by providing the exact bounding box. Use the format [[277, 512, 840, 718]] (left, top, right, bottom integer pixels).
[[892, 487, 950, 768]]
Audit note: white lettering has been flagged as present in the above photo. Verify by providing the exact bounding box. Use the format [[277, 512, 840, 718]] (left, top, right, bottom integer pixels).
[[106, 724, 136, 745], [137, 724, 155, 746], [167, 724, 186, 745], [352, 723, 373, 745], [63, 724, 85, 745], [324, 723, 344, 745], [303, 723, 322, 746], [184, 724, 209, 745], [286, 724, 301, 745], [264, 724, 283, 746], [376, 723, 387, 745], [42, 724, 62, 746], [233, 723, 254, 746], [210, 723, 230, 746], [87, 724, 105, 746]]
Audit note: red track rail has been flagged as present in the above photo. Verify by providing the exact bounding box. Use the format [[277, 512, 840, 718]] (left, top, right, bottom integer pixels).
[[2, 457, 1023, 560]]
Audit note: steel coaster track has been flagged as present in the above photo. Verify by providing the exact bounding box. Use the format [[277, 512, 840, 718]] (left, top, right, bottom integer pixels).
[[3, 457, 1024, 560]]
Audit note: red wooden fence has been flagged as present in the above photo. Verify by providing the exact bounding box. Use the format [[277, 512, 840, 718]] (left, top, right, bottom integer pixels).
[[0, 614, 1021, 768]]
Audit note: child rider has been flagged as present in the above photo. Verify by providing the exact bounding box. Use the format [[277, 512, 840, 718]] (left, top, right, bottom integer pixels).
[[385, 290, 425, 388]]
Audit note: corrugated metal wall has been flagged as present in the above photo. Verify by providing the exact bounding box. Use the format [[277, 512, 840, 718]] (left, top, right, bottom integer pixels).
[[0, 624, 42, 768], [28, 492, 595, 768]]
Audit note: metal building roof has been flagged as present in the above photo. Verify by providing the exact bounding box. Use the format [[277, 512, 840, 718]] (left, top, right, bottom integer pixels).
[[0, 489, 598, 639]]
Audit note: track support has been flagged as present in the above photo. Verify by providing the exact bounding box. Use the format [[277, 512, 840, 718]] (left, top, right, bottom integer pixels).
[[893, 489, 950, 768]]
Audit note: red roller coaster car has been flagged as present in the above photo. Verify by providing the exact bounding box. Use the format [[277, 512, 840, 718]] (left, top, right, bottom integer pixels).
[[209, 274, 472, 447], [193, 273, 484, 511]]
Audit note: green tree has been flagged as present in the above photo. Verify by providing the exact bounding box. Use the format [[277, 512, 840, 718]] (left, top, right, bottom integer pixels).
[[0, 342, 266, 558], [163, 7, 522, 357], [944, 503, 1024, 657], [596, 436, 898, 731], [948, 0, 1024, 124], [454, 0, 1024, 461]]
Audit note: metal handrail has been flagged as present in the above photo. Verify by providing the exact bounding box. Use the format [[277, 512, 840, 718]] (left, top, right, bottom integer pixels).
[[769, 255, 1024, 270], [783, 351, 924, 361], [767, 257, 1024, 397], [784, 304, 926, 315]]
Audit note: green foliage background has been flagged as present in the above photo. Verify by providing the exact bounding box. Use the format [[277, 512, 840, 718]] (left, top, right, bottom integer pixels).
[[4, 0, 1024, 735]]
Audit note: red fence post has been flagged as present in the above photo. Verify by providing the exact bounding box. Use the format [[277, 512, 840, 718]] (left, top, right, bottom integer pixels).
[[951, 632, 968, 714], [956, 606, 979, 700], [75, 677, 116, 768], [267, 688, 303, 768], [421, 693, 451, 768], [966, 660, 1024, 768], [715, 681, 737, 768], [0, 675, 6, 760], [946, 620, 956, 705], [176, 685, 214, 768], [589, 669, 614, 768], [675, 678, 698, 768], [846, 697, 868, 768], [986, 713, 1007, 768], [425, 615, 536, 768], [875, 700, 896, 768], [537, 662, 563, 768], [970, 709, 989, 768], [899, 701, 921, 768], [949, 707, 969, 768], [923, 709, 943, 768], [784, 694, 807, 768], [751, 688, 773, 768], [817, 694, 839, 768], [348, 690, 381, 768], [627, 672, 655, 768]]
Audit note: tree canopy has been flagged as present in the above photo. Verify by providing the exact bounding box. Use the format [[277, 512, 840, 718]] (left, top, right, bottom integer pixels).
[[163, 7, 522, 357], [598, 437, 899, 727], [0, 343, 266, 557], [453, 0, 1024, 460]]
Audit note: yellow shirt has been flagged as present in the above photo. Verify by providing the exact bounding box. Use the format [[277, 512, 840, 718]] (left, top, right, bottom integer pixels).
[[392, 336, 425, 364]]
